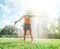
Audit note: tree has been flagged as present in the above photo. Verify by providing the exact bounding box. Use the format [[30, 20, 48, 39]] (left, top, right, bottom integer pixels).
[[0, 25, 18, 35]]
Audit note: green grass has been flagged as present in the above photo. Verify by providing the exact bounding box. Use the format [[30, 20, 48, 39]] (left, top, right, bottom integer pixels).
[[0, 38, 60, 49]]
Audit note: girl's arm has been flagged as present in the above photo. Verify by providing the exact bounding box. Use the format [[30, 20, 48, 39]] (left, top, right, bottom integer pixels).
[[31, 15, 44, 18], [15, 16, 25, 24]]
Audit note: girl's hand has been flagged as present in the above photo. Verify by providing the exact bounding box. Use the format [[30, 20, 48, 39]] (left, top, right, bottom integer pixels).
[[15, 21, 17, 24]]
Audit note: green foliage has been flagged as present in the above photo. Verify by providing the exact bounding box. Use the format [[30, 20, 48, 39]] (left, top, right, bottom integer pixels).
[[47, 19, 60, 38], [0, 28, 2, 31], [0, 25, 17, 35]]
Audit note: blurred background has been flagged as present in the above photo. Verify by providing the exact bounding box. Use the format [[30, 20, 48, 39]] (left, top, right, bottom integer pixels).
[[0, 0, 60, 38]]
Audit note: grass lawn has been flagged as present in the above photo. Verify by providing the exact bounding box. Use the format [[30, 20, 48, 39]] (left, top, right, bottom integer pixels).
[[0, 38, 60, 49]]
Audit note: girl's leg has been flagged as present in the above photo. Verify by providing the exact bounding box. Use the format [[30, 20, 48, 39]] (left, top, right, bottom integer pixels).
[[29, 29, 33, 42], [24, 30, 26, 42]]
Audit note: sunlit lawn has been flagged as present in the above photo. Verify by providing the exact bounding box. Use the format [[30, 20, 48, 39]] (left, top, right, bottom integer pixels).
[[0, 38, 60, 49]]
